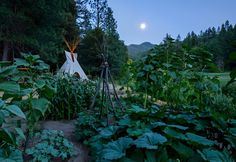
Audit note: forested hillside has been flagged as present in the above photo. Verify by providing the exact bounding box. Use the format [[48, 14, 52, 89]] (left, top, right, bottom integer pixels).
[[127, 42, 155, 59]]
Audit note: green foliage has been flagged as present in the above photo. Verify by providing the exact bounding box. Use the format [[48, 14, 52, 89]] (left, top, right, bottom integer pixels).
[[0, 100, 26, 149], [102, 137, 133, 160], [75, 111, 103, 142], [0, 0, 78, 66], [129, 48, 235, 116], [0, 54, 53, 160], [26, 130, 74, 162], [0, 147, 23, 162], [78, 105, 236, 161], [48, 76, 96, 120]]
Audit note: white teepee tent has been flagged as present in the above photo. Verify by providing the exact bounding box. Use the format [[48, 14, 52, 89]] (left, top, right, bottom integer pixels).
[[58, 37, 88, 80], [58, 50, 88, 80]]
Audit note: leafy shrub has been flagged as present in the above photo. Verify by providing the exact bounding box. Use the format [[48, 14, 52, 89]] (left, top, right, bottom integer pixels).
[[81, 105, 236, 161], [0, 53, 53, 160], [0, 99, 26, 162], [26, 130, 74, 162], [47, 76, 96, 120], [0, 147, 23, 162], [75, 111, 104, 142], [129, 51, 236, 116]]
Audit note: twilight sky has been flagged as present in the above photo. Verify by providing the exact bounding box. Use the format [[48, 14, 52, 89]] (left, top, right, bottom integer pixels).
[[108, 0, 236, 45]]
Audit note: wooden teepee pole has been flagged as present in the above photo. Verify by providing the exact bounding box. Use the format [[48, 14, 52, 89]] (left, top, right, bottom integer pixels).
[[63, 37, 80, 62]]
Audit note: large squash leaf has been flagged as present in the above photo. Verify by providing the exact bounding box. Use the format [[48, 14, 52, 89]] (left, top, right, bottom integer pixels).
[[163, 127, 187, 140], [99, 126, 120, 138], [0, 82, 20, 94], [186, 133, 215, 146], [102, 137, 133, 160], [6, 105, 25, 119], [135, 132, 167, 149], [198, 148, 234, 162], [171, 142, 195, 159], [32, 98, 50, 116]]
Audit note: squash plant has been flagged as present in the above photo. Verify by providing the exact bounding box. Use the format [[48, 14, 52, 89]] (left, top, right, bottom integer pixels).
[[0, 99, 25, 161], [0, 53, 54, 161], [79, 105, 236, 161]]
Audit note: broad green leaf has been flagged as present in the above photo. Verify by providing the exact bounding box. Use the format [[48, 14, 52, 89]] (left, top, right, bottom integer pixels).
[[102, 137, 133, 160], [135, 132, 167, 149], [168, 124, 188, 130], [0, 99, 4, 108], [229, 128, 236, 136], [6, 105, 26, 119], [151, 122, 188, 130], [198, 148, 234, 162], [0, 82, 20, 93], [137, 71, 145, 77], [228, 119, 236, 125], [15, 128, 26, 140], [156, 147, 168, 162], [163, 63, 172, 68], [127, 105, 148, 116], [186, 133, 215, 146], [143, 65, 154, 72], [127, 128, 151, 137], [224, 135, 236, 149], [99, 126, 120, 138], [145, 150, 156, 162], [35, 80, 46, 89], [40, 85, 55, 99], [14, 58, 30, 67], [32, 98, 50, 116], [171, 142, 195, 159], [0, 148, 23, 162], [149, 74, 157, 82], [163, 127, 187, 140], [0, 128, 15, 145], [0, 66, 17, 79], [118, 116, 131, 126], [151, 122, 167, 128], [18, 88, 32, 96]]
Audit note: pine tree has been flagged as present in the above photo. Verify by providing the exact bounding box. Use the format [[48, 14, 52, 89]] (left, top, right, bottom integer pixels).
[[0, 0, 79, 68], [89, 0, 108, 28], [76, 0, 92, 35]]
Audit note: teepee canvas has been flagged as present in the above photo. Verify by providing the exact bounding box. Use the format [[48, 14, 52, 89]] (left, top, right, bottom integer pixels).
[[58, 37, 88, 80], [58, 51, 88, 80]]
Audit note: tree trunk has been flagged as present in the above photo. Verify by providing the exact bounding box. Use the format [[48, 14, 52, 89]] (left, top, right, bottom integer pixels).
[[2, 41, 10, 61]]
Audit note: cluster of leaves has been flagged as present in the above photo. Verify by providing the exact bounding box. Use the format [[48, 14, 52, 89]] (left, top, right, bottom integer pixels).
[[129, 47, 236, 116], [0, 0, 78, 67], [224, 50, 236, 105], [0, 100, 25, 161], [47, 75, 96, 120], [0, 53, 54, 161], [26, 129, 74, 162], [75, 111, 104, 142], [79, 105, 236, 161]]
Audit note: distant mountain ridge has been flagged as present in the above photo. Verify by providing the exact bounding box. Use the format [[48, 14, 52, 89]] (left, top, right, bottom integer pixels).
[[127, 42, 155, 59]]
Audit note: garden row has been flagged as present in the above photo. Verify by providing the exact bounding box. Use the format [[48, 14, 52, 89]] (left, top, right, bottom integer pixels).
[[0, 51, 236, 161]]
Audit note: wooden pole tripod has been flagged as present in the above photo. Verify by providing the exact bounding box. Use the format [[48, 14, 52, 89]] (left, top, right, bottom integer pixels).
[[90, 54, 124, 124]]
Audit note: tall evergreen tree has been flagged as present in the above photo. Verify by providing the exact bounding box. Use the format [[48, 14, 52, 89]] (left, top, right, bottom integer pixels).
[[0, 0, 79, 68], [76, 0, 92, 35], [89, 0, 108, 28]]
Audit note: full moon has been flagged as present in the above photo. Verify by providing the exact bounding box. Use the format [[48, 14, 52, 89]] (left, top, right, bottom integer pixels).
[[140, 23, 146, 30]]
